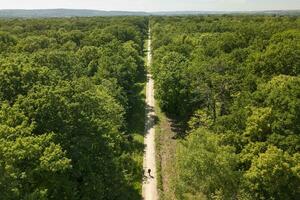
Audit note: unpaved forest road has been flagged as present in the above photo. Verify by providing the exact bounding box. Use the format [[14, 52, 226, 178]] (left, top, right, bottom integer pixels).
[[142, 28, 158, 200]]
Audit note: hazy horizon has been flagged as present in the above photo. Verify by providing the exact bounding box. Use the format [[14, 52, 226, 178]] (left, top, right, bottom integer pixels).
[[0, 0, 299, 12]]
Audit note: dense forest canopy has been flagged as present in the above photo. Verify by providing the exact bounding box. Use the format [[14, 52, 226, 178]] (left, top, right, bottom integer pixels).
[[0, 14, 299, 200], [151, 15, 300, 200], [0, 16, 148, 199]]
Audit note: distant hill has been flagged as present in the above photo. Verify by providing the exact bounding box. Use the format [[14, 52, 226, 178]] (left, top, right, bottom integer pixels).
[[0, 9, 148, 18], [152, 10, 300, 16], [0, 9, 299, 18]]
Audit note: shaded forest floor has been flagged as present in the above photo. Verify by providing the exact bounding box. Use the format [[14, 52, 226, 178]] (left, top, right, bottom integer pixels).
[[124, 38, 152, 198], [126, 57, 147, 198]]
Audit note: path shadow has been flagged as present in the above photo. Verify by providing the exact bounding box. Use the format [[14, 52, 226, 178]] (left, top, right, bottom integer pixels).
[[142, 173, 155, 184], [165, 113, 188, 139], [144, 104, 159, 134], [126, 63, 147, 137], [122, 60, 147, 199], [149, 174, 154, 179]]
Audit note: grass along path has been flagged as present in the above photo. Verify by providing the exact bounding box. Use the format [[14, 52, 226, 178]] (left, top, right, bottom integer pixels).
[[155, 104, 177, 200]]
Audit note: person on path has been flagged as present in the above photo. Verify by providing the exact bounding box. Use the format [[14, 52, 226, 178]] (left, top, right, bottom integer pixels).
[[148, 168, 151, 177]]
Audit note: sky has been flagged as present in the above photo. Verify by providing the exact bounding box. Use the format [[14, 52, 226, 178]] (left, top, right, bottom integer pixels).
[[0, 0, 299, 12]]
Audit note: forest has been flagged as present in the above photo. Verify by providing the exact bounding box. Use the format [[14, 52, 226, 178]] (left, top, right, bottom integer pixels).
[[0, 14, 299, 200], [0, 17, 148, 199], [151, 16, 300, 200]]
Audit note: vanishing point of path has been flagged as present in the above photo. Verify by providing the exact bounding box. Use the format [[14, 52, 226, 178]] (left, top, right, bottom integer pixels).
[[142, 28, 158, 200]]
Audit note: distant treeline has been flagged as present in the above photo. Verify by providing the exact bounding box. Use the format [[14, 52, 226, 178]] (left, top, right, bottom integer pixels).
[[151, 15, 300, 200], [0, 9, 299, 18]]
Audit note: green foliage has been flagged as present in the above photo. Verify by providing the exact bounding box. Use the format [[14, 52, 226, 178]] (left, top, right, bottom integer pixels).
[[151, 15, 300, 199], [0, 16, 148, 199], [17, 36, 55, 53], [153, 51, 190, 117], [244, 107, 273, 142], [249, 40, 300, 76], [0, 104, 72, 200], [175, 128, 239, 200], [255, 75, 300, 135], [0, 61, 56, 103], [0, 31, 17, 53], [244, 146, 300, 200]]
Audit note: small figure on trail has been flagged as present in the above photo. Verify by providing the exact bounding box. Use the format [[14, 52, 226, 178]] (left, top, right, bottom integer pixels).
[[148, 168, 151, 176]]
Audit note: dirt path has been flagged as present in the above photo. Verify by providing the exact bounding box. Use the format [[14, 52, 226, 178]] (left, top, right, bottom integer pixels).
[[142, 28, 158, 200]]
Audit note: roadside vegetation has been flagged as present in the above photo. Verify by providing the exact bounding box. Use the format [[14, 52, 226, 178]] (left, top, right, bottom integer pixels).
[[151, 16, 300, 200], [0, 17, 148, 199]]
